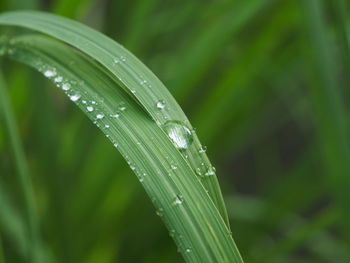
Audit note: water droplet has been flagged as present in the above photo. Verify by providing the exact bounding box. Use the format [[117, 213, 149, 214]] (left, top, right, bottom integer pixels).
[[118, 102, 126, 111], [120, 56, 126, 62], [131, 89, 136, 94], [96, 113, 104, 119], [82, 100, 87, 104], [44, 69, 56, 78], [105, 124, 110, 128], [169, 229, 176, 237], [69, 93, 81, 102], [156, 100, 166, 110], [163, 121, 193, 150], [156, 208, 164, 217], [199, 146, 207, 153], [92, 100, 96, 105], [185, 248, 192, 253], [204, 166, 216, 177], [62, 83, 71, 91], [87, 106, 94, 112], [171, 164, 178, 170], [110, 113, 120, 118], [113, 143, 119, 148], [54, 76, 63, 83], [173, 195, 183, 206]]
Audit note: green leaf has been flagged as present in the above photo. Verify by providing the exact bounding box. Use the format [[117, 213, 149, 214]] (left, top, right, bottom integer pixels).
[[0, 11, 243, 262]]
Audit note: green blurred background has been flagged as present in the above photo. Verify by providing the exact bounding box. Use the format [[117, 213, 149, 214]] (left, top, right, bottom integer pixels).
[[1, 0, 350, 262]]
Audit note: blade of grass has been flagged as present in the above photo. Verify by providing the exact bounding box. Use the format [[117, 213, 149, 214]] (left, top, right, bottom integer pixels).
[[0, 11, 230, 228], [169, 0, 274, 102], [299, 0, 350, 242], [0, 70, 40, 262], [0, 30, 242, 262], [0, 184, 27, 258]]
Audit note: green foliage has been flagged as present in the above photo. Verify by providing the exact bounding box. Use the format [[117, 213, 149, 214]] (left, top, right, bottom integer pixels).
[[0, 0, 349, 262]]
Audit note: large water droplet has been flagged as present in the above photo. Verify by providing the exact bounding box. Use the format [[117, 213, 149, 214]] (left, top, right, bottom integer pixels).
[[87, 106, 94, 112], [163, 121, 193, 150]]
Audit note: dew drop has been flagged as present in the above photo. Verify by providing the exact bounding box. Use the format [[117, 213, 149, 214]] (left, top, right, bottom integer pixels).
[[62, 83, 71, 91], [110, 113, 120, 118], [185, 248, 192, 253], [44, 69, 56, 78], [156, 100, 166, 110], [171, 164, 178, 170], [169, 229, 176, 237], [87, 106, 94, 112], [54, 76, 63, 83], [199, 145, 207, 153], [69, 93, 81, 102], [118, 102, 126, 111], [92, 100, 96, 105], [105, 124, 110, 128], [156, 208, 164, 217], [163, 121, 193, 150], [113, 143, 119, 148], [204, 166, 216, 177], [173, 195, 183, 206], [96, 113, 104, 119]]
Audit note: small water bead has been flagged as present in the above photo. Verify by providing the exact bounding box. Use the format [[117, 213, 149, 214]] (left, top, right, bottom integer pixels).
[[69, 93, 81, 102], [62, 83, 71, 91], [163, 121, 193, 150], [196, 167, 203, 176], [169, 229, 176, 238], [171, 164, 178, 170], [92, 100, 97, 105], [156, 208, 164, 217], [156, 100, 166, 110], [204, 166, 216, 177], [113, 143, 119, 148], [87, 106, 94, 112], [110, 113, 120, 118], [173, 195, 183, 206], [44, 69, 56, 78], [131, 89, 136, 94], [54, 76, 63, 83], [82, 100, 87, 104], [96, 113, 104, 119], [185, 248, 192, 253], [199, 145, 207, 153], [105, 124, 110, 128], [120, 56, 126, 62], [118, 102, 127, 111]]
